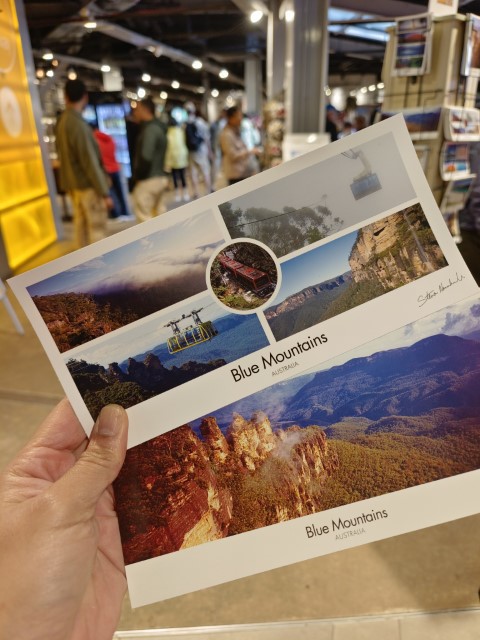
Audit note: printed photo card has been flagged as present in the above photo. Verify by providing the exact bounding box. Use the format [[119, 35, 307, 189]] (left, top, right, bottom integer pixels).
[[8, 115, 480, 606]]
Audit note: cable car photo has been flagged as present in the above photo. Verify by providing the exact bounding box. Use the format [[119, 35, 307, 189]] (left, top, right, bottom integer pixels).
[[164, 308, 218, 354]]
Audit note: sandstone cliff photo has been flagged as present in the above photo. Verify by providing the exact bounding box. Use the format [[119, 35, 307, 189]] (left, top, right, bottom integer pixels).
[[114, 296, 480, 565], [265, 203, 447, 341], [26, 210, 225, 353]]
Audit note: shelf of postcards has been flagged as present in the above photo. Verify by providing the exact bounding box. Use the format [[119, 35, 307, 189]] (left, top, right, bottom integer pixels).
[[378, 11, 480, 242], [376, 105, 479, 243]]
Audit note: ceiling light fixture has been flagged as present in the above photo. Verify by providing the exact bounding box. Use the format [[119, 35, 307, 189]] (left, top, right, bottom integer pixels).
[[68, 70, 77, 80], [160, 91, 168, 100], [377, 82, 385, 89], [141, 73, 151, 82], [192, 60, 203, 70], [211, 88, 219, 98], [171, 80, 180, 89], [52, 59, 59, 67], [285, 10, 295, 22], [137, 87, 146, 98], [36, 69, 45, 78], [197, 86, 206, 94], [84, 20, 97, 29], [42, 51, 53, 60], [250, 10, 263, 23], [360, 86, 368, 93], [101, 64, 111, 73], [219, 69, 229, 79], [46, 69, 54, 77]]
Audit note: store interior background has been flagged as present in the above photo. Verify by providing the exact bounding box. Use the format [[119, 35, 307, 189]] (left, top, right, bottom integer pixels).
[[2, 0, 480, 636]]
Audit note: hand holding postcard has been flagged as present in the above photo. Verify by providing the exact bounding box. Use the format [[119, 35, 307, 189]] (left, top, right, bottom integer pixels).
[[8, 115, 480, 607]]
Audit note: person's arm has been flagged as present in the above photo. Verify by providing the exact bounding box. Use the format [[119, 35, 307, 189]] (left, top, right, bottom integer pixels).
[[0, 399, 128, 640]]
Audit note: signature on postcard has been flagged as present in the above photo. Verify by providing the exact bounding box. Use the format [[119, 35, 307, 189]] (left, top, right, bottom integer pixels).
[[417, 272, 466, 307]]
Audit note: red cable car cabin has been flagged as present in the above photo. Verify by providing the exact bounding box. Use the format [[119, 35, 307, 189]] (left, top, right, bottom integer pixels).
[[218, 254, 273, 296]]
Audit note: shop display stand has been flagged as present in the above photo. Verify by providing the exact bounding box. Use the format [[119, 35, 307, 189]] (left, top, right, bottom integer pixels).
[[380, 14, 480, 239], [113, 608, 480, 639], [262, 97, 285, 168]]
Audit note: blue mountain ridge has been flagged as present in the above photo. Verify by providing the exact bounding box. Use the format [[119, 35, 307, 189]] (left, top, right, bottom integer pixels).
[[192, 333, 480, 435]]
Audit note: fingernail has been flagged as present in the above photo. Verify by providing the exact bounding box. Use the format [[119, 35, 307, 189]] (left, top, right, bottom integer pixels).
[[96, 404, 125, 436]]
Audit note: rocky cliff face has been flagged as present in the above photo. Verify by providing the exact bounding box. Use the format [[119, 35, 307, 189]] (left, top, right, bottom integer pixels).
[[116, 411, 339, 565], [115, 425, 233, 564], [265, 273, 352, 319], [349, 205, 446, 290]]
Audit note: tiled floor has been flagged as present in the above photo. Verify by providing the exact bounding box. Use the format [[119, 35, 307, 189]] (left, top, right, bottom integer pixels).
[[2, 189, 480, 636]]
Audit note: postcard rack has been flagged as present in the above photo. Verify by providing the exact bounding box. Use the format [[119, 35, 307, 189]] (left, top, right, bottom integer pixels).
[[380, 12, 480, 241]]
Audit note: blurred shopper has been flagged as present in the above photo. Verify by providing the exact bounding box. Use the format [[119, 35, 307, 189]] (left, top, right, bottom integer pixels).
[[184, 101, 212, 197], [210, 108, 227, 187], [220, 105, 260, 185], [93, 126, 132, 221], [56, 79, 112, 247], [131, 97, 168, 221], [165, 114, 190, 202], [325, 105, 339, 142], [338, 121, 354, 138], [240, 113, 261, 150], [353, 114, 367, 131]]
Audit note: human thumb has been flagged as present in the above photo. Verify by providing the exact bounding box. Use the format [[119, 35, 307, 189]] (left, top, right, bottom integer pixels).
[[50, 404, 128, 519]]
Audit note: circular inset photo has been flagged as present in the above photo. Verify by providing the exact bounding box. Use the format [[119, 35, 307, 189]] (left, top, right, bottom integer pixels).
[[208, 240, 280, 313]]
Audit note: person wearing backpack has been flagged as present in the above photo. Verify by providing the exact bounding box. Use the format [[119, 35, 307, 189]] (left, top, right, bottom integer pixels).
[[184, 101, 212, 198]]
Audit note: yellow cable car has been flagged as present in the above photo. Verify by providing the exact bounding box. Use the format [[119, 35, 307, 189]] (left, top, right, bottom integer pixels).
[[165, 309, 218, 354]]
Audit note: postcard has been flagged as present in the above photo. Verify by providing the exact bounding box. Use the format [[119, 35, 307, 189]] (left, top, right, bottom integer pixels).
[[8, 115, 480, 606], [117, 293, 480, 606], [461, 14, 480, 78], [443, 106, 480, 141], [440, 175, 475, 213], [379, 107, 442, 140], [392, 13, 432, 77], [440, 142, 471, 180]]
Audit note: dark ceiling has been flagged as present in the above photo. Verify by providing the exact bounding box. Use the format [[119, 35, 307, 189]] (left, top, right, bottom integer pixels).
[[23, 0, 480, 101]]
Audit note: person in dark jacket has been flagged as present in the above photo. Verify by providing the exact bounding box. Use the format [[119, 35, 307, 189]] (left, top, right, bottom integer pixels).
[[131, 97, 168, 221], [56, 79, 112, 246]]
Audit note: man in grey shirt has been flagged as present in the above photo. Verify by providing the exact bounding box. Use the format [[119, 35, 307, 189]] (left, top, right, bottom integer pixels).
[[56, 79, 112, 247]]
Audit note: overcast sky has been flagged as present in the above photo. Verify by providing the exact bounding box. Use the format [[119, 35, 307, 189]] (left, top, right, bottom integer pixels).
[[28, 210, 224, 298]]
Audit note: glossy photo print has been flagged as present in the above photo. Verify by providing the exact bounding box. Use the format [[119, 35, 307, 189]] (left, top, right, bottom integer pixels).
[[264, 203, 447, 341], [115, 294, 480, 575], [64, 292, 269, 419]]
